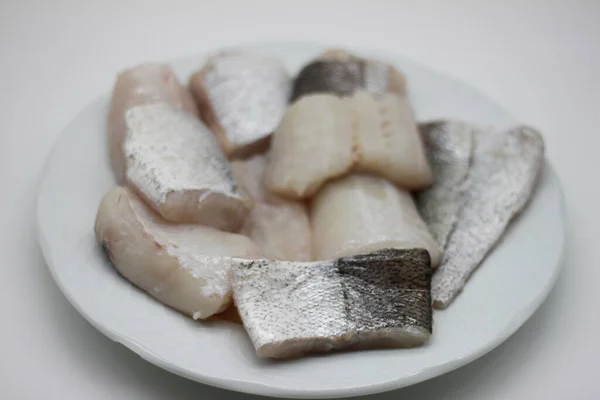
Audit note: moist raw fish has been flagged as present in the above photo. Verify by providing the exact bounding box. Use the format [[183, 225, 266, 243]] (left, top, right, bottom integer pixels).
[[108, 64, 198, 181], [431, 125, 545, 308], [311, 173, 440, 266], [189, 52, 291, 158], [351, 92, 432, 190], [232, 248, 432, 359], [264, 94, 354, 198], [95, 186, 263, 319], [265, 91, 432, 199], [292, 49, 406, 101], [122, 103, 250, 231], [232, 154, 312, 261], [415, 121, 474, 248]]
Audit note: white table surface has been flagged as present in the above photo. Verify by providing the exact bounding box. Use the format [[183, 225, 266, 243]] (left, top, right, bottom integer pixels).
[[1, 1, 598, 399]]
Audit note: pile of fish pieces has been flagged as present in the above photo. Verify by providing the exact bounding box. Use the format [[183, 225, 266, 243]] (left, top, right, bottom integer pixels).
[[97, 54, 304, 322], [233, 51, 545, 358], [94, 48, 545, 360]]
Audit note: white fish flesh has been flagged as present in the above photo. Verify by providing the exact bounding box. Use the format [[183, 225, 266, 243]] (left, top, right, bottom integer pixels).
[[123, 102, 250, 231], [352, 91, 433, 190], [265, 91, 432, 199], [415, 121, 475, 248], [264, 94, 354, 198], [232, 154, 312, 261], [108, 64, 198, 182], [94, 186, 263, 319], [189, 52, 291, 158], [232, 248, 432, 359], [310, 173, 441, 266], [432, 125, 545, 308], [292, 49, 406, 101]]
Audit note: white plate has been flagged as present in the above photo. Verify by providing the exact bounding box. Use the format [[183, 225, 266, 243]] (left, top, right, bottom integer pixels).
[[36, 42, 566, 399]]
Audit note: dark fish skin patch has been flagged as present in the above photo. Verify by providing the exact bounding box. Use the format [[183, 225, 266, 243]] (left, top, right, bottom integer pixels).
[[292, 60, 366, 101], [336, 249, 432, 333], [232, 248, 433, 358]]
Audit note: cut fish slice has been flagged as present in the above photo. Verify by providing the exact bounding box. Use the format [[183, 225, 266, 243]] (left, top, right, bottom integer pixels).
[[123, 102, 250, 231], [189, 52, 291, 158], [264, 94, 354, 198], [265, 91, 433, 199], [232, 248, 432, 359], [108, 64, 198, 181], [415, 121, 475, 248], [95, 186, 263, 319], [292, 49, 406, 101], [310, 174, 441, 266], [352, 92, 433, 190], [232, 154, 312, 261], [432, 126, 545, 308]]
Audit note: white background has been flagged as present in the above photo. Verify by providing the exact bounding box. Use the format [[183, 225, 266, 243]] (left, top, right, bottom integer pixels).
[[1, 1, 598, 399]]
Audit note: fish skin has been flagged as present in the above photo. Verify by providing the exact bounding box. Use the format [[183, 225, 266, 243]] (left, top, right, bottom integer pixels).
[[95, 186, 263, 319], [415, 121, 475, 249], [320, 49, 407, 95], [123, 103, 250, 231], [108, 64, 198, 182], [432, 125, 545, 308], [232, 154, 313, 261], [291, 49, 406, 101], [189, 52, 291, 158], [311, 173, 441, 266], [232, 248, 432, 359], [292, 60, 388, 100]]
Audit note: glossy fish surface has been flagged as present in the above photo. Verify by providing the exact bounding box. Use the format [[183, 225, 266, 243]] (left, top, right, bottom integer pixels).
[[264, 94, 354, 199], [292, 49, 406, 101], [108, 64, 198, 181], [232, 154, 312, 261], [94, 186, 263, 320], [431, 125, 545, 308], [232, 248, 432, 359], [123, 103, 250, 231], [189, 52, 291, 158], [352, 92, 433, 190], [265, 91, 432, 199], [311, 174, 441, 266], [415, 121, 475, 248]]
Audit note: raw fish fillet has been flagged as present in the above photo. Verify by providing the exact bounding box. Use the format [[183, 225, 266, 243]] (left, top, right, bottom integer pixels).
[[232, 155, 312, 261], [292, 49, 406, 101], [432, 126, 545, 308], [108, 64, 198, 181], [123, 103, 250, 231], [311, 174, 441, 266], [189, 52, 291, 158], [95, 186, 263, 319], [265, 91, 432, 199], [352, 92, 433, 190], [264, 94, 354, 198], [415, 121, 474, 248], [232, 248, 432, 359]]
